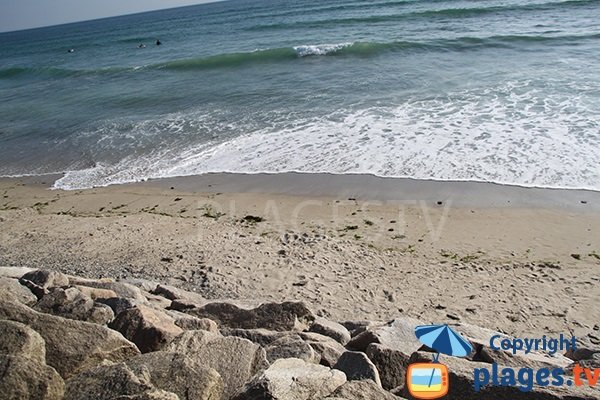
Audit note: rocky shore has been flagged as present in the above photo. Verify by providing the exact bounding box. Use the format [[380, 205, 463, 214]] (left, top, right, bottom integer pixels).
[[1, 267, 599, 399]]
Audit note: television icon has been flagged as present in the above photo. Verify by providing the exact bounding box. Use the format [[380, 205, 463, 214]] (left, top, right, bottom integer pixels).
[[406, 362, 449, 399]]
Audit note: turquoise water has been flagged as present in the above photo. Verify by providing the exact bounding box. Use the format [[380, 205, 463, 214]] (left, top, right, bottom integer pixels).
[[1, 0, 599, 189]]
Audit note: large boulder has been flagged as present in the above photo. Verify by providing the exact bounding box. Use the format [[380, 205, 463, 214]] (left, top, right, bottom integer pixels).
[[0, 277, 37, 306], [0, 300, 140, 378], [265, 335, 321, 364], [64, 362, 154, 400], [143, 291, 172, 310], [73, 285, 118, 300], [0, 319, 46, 364], [125, 351, 224, 400], [109, 305, 183, 353], [174, 315, 219, 332], [168, 330, 269, 399], [299, 332, 346, 368], [165, 309, 219, 332], [98, 297, 138, 316], [366, 343, 410, 391], [148, 283, 205, 307], [69, 278, 147, 303], [221, 328, 288, 347], [21, 269, 69, 289], [184, 301, 315, 332], [309, 317, 351, 345], [152, 284, 182, 300], [33, 286, 114, 324], [347, 318, 423, 353], [325, 380, 402, 400], [333, 351, 381, 387], [340, 320, 380, 337], [231, 358, 346, 400], [0, 266, 35, 279], [0, 355, 64, 400]]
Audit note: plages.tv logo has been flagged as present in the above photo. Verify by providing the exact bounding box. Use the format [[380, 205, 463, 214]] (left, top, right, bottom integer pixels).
[[407, 324, 474, 399]]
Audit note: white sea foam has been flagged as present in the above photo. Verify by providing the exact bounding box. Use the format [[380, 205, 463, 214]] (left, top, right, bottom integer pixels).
[[293, 42, 354, 57], [53, 80, 600, 191]]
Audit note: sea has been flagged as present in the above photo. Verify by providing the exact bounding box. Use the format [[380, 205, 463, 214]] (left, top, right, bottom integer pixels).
[[1, 0, 599, 190]]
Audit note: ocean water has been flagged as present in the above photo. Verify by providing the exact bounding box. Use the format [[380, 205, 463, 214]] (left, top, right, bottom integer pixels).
[[1, 0, 599, 190]]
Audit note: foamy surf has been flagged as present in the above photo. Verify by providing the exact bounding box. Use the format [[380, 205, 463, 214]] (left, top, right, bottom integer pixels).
[[52, 79, 600, 191]]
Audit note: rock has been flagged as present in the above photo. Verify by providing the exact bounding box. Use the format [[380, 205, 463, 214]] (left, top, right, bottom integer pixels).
[[174, 315, 219, 332], [109, 305, 183, 353], [565, 335, 600, 363], [566, 345, 600, 362], [347, 318, 423, 355], [18, 277, 48, 299], [185, 301, 315, 332], [300, 333, 346, 368], [0, 355, 64, 400], [112, 390, 180, 400], [150, 284, 206, 307], [0, 320, 46, 364], [21, 269, 69, 289], [125, 351, 224, 400], [405, 352, 600, 400], [74, 285, 118, 300], [265, 335, 320, 364], [0, 266, 35, 279], [70, 278, 147, 303], [168, 330, 268, 399], [143, 291, 173, 309], [88, 302, 115, 324], [333, 351, 381, 387], [222, 328, 288, 347], [341, 320, 380, 337], [168, 329, 222, 348], [169, 299, 199, 312], [98, 297, 138, 315], [0, 277, 37, 305], [125, 278, 160, 292], [152, 284, 182, 300], [33, 286, 114, 324], [309, 317, 351, 345], [366, 343, 410, 391], [64, 362, 154, 400], [0, 300, 140, 378], [231, 358, 346, 400], [574, 353, 600, 370], [370, 318, 424, 354], [326, 380, 402, 400], [346, 330, 380, 352]]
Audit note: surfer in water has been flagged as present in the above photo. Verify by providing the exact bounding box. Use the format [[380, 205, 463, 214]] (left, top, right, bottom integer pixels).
[[138, 43, 146, 49], [156, 39, 162, 46], [68, 49, 75, 53]]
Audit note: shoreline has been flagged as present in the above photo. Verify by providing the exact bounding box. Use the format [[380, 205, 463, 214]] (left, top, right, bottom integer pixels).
[[6, 171, 600, 211]]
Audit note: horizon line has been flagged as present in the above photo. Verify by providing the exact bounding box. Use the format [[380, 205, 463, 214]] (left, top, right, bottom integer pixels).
[[0, 0, 228, 35]]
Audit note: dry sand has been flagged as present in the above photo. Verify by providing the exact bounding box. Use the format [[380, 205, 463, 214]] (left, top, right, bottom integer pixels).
[[1, 173, 599, 339]]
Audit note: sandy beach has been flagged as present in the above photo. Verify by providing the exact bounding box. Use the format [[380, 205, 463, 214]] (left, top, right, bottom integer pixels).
[[1, 173, 599, 339]]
